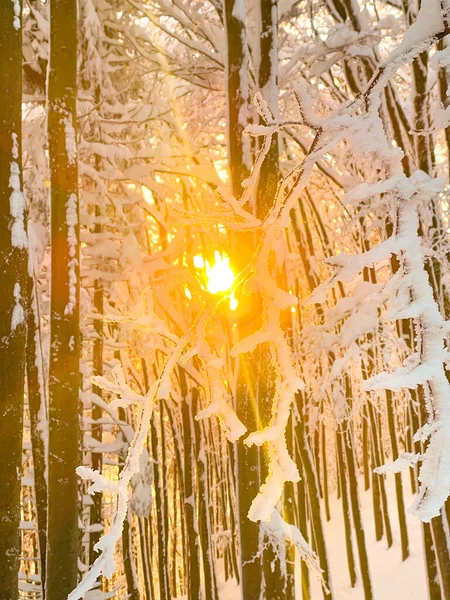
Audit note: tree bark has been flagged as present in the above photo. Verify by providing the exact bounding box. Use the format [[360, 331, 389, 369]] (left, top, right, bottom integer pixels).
[[150, 401, 171, 600], [224, 2, 263, 598], [295, 395, 333, 600], [0, 2, 27, 598], [46, 0, 80, 596], [193, 391, 219, 600], [27, 275, 48, 593], [180, 372, 202, 600]]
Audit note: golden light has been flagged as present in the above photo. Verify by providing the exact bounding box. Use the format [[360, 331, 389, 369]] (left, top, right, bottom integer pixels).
[[142, 185, 155, 204], [193, 254, 205, 268], [205, 251, 235, 295], [229, 291, 238, 311]]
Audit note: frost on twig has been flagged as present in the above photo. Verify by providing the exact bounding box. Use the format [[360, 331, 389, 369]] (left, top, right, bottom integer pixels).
[[262, 509, 326, 590], [318, 168, 450, 521], [69, 377, 159, 600], [231, 226, 304, 522], [103, 286, 179, 344], [184, 308, 247, 443], [300, 0, 450, 521], [374, 452, 421, 474], [91, 364, 143, 409], [69, 292, 192, 598]]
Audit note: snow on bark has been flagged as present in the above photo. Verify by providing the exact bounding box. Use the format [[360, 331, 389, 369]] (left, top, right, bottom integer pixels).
[[64, 193, 78, 315], [11, 282, 24, 331], [11, 0, 20, 30], [64, 118, 77, 165], [10, 133, 27, 249], [35, 321, 48, 485]]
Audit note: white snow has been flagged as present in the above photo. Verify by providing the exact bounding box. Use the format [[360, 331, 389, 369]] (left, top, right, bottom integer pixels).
[[11, 282, 24, 331], [215, 476, 427, 600], [12, 0, 20, 30], [65, 193, 78, 315], [231, 0, 245, 22], [307, 475, 427, 600], [9, 134, 27, 249], [64, 119, 77, 166]]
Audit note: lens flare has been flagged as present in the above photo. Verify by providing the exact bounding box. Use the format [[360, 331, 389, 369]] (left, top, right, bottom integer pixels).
[[229, 291, 238, 311], [193, 254, 205, 268], [205, 251, 235, 294]]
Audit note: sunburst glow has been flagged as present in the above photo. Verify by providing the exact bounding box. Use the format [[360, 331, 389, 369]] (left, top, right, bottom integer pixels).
[[205, 251, 235, 294]]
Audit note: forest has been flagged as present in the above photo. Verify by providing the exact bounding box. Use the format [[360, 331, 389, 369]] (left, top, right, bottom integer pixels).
[[2, 0, 450, 598]]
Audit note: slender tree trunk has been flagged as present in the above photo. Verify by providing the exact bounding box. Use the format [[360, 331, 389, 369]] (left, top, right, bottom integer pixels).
[[224, 0, 250, 199], [342, 415, 373, 600], [257, 0, 279, 219], [0, 2, 27, 597], [431, 514, 450, 598], [226, 445, 240, 585], [336, 429, 357, 588], [122, 510, 139, 600], [139, 517, 154, 600], [296, 458, 310, 600], [118, 407, 139, 600], [224, 2, 263, 598], [150, 402, 171, 600], [89, 192, 104, 565], [423, 521, 441, 600], [46, 0, 80, 596], [295, 396, 333, 600], [171, 469, 179, 597], [284, 417, 296, 600], [362, 405, 370, 491], [367, 401, 392, 547], [193, 392, 218, 600], [27, 275, 48, 593], [322, 424, 331, 522], [180, 372, 201, 600], [385, 390, 409, 560]]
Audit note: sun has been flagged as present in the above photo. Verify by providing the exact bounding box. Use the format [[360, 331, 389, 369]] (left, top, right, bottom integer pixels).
[[205, 251, 235, 294], [191, 251, 238, 310]]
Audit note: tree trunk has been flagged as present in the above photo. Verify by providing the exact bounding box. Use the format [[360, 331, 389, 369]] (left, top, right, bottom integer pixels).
[[0, 2, 27, 597], [193, 391, 219, 600], [150, 402, 171, 600], [336, 429, 357, 588], [385, 390, 409, 560], [89, 195, 104, 565], [180, 372, 202, 600], [27, 274, 48, 593], [118, 407, 139, 600], [342, 409, 373, 600], [295, 395, 333, 600], [46, 0, 80, 596], [224, 1, 263, 598]]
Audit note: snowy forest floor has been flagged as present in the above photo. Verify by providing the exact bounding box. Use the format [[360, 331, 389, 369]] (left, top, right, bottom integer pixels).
[[216, 473, 426, 600]]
